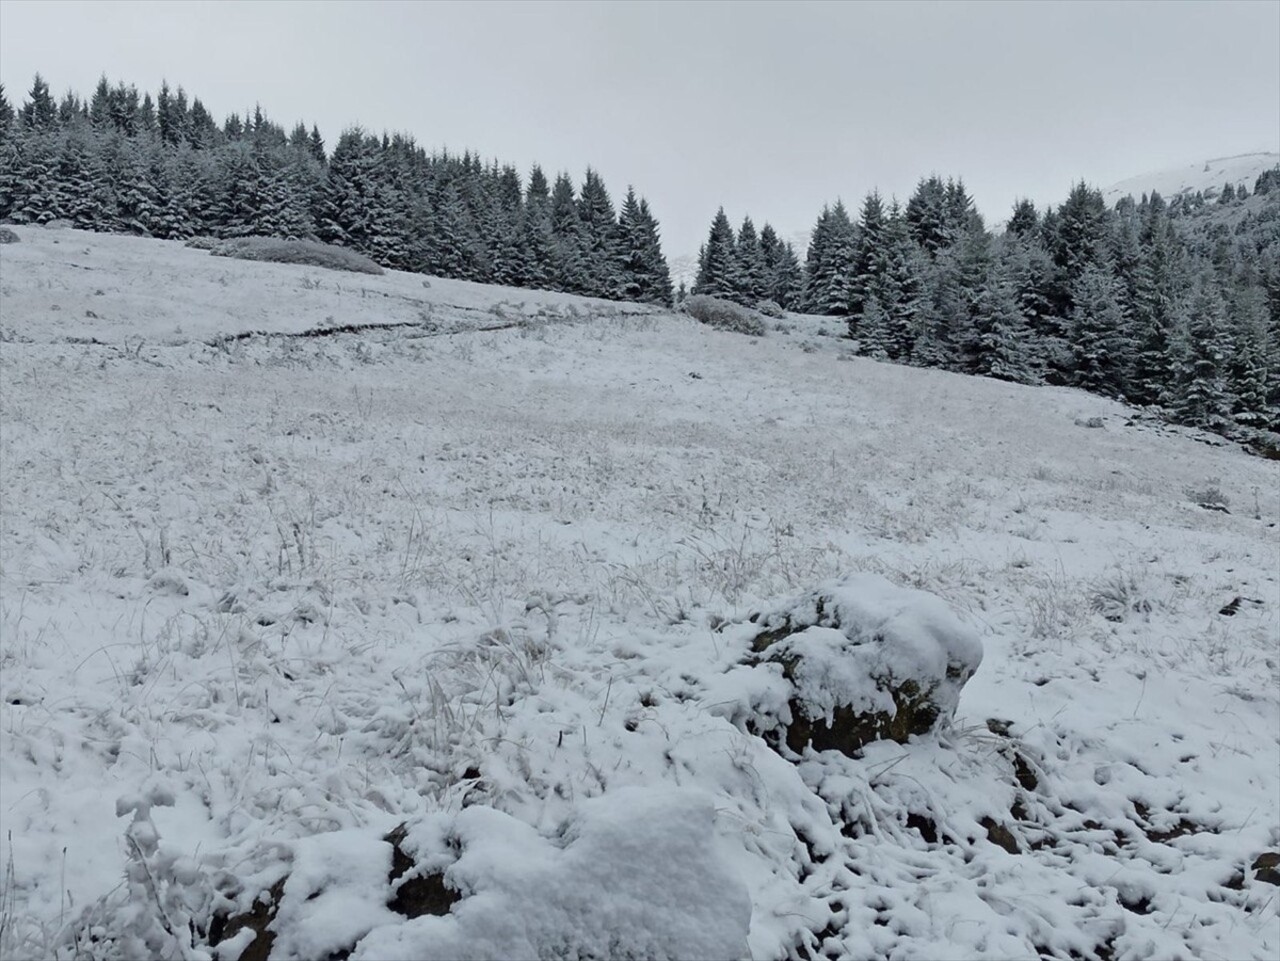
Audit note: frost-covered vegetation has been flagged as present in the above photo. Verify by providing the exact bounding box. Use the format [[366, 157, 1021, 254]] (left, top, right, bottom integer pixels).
[[1, 228, 1277, 960], [209, 237, 384, 275]]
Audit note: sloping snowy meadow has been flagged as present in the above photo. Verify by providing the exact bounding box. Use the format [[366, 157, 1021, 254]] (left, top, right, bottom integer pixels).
[[1, 227, 1277, 959]]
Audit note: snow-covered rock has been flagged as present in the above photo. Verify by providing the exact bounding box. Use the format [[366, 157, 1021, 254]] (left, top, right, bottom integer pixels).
[[356, 789, 751, 961], [716, 574, 983, 756], [212, 789, 752, 961]]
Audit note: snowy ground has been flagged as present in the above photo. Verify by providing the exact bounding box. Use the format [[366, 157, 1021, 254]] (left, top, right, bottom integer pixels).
[[1, 226, 1277, 960]]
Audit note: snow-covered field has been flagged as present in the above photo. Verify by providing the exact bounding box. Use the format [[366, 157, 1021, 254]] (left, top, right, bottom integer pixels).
[[1, 226, 1277, 960]]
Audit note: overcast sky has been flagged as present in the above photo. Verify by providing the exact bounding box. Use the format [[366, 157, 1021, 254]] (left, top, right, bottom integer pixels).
[[1, 0, 1277, 257]]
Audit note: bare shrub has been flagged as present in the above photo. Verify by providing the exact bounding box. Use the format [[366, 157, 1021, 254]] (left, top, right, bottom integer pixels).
[[183, 235, 219, 250], [211, 237, 384, 275], [682, 295, 766, 336], [0, 227, 19, 244], [1184, 480, 1230, 512], [755, 299, 784, 319]]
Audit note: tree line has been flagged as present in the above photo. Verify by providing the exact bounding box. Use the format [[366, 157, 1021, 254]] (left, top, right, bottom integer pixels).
[[694, 172, 1280, 438], [0, 74, 673, 305]]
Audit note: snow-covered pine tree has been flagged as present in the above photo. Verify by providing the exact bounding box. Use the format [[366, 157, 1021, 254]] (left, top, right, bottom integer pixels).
[[1069, 264, 1133, 398], [520, 164, 555, 290], [847, 191, 888, 329], [1007, 199, 1038, 239], [969, 245, 1042, 384], [857, 293, 892, 359], [617, 187, 648, 302], [735, 216, 766, 305], [575, 168, 621, 299], [1225, 285, 1276, 430], [759, 223, 802, 310], [906, 175, 949, 256], [802, 200, 855, 315], [636, 197, 673, 306], [550, 171, 586, 293], [874, 204, 925, 359], [692, 207, 739, 301], [0, 82, 15, 139], [21, 74, 56, 131], [1127, 210, 1184, 406], [1168, 279, 1236, 430]]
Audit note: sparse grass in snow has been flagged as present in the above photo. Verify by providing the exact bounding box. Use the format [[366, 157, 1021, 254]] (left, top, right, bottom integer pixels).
[[0, 228, 1277, 960]]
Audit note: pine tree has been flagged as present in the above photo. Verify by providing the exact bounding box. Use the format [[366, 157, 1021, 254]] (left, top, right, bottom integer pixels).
[[802, 200, 855, 314], [0, 83, 14, 140], [549, 171, 586, 292], [1127, 212, 1184, 405], [1007, 199, 1038, 239], [21, 74, 56, 131], [55, 126, 104, 228], [1226, 285, 1275, 429], [7, 131, 59, 223], [911, 250, 966, 369], [906, 175, 949, 255], [637, 198, 673, 306], [877, 204, 925, 359], [575, 168, 621, 298], [847, 191, 888, 327], [858, 293, 892, 359], [519, 164, 555, 289], [1169, 280, 1235, 429], [1069, 265, 1132, 397], [693, 207, 739, 300], [1053, 181, 1111, 282], [969, 249, 1042, 384], [735, 216, 765, 304], [188, 99, 219, 149], [613, 194, 673, 306], [759, 223, 802, 309]]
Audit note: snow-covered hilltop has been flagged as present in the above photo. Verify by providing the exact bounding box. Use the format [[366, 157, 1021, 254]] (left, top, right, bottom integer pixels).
[[1102, 151, 1280, 206], [1, 226, 1278, 961]]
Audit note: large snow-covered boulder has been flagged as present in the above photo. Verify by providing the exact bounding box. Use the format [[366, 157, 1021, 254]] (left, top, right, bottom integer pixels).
[[714, 574, 983, 756]]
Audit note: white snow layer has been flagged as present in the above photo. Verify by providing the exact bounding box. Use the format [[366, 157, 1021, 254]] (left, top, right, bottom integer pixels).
[[352, 789, 751, 961], [0, 227, 1277, 961]]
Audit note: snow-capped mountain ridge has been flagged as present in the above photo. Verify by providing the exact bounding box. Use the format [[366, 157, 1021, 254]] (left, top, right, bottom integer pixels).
[[1101, 151, 1278, 207]]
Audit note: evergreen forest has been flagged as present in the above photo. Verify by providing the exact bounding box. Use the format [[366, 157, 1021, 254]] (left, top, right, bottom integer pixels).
[[0, 75, 673, 305], [695, 174, 1280, 441]]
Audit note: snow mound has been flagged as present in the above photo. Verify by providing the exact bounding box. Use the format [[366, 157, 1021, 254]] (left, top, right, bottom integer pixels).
[[215, 789, 752, 961], [712, 573, 983, 755], [358, 789, 750, 961]]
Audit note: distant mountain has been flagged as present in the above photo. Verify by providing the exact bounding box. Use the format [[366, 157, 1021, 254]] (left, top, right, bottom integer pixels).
[[1101, 151, 1279, 206]]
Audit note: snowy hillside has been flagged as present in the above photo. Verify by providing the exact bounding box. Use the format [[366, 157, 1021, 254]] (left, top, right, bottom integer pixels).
[[1, 226, 1278, 960], [1102, 151, 1279, 207]]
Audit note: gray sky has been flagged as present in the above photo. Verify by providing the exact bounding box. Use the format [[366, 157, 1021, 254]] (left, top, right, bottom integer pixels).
[[1, 0, 1277, 258]]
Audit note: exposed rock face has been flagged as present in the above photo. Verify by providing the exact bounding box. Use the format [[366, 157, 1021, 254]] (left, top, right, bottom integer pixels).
[[723, 574, 983, 757]]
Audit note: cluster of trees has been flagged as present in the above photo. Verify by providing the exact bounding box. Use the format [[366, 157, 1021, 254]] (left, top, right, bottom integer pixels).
[[695, 173, 1280, 437], [0, 75, 672, 305], [690, 210, 804, 309]]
